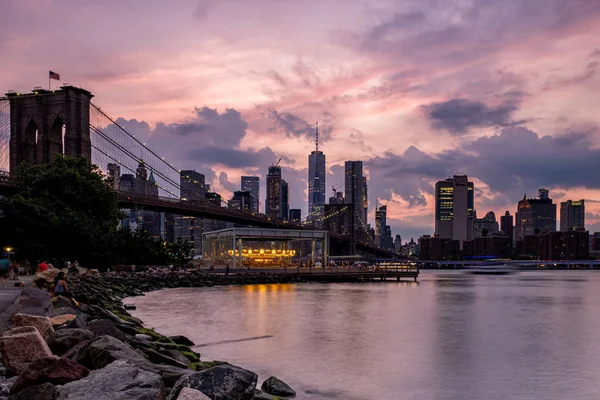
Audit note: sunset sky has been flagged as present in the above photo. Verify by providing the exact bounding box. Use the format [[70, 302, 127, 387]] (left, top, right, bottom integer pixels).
[[2, 0, 600, 240]]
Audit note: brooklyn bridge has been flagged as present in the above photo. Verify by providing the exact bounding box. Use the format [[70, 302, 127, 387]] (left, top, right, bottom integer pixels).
[[0, 85, 395, 258]]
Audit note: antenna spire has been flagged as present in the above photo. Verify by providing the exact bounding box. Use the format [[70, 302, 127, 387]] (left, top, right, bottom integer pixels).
[[315, 121, 319, 153]]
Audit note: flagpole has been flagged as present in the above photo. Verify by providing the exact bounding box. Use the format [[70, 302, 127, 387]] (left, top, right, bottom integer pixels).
[[48, 73, 50, 91]]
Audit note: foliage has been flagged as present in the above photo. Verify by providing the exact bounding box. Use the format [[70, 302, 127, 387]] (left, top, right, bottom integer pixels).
[[0, 156, 172, 268], [167, 237, 194, 266]]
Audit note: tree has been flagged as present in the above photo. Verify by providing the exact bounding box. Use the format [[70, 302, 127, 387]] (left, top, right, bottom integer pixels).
[[167, 237, 194, 266], [0, 156, 123, 267]]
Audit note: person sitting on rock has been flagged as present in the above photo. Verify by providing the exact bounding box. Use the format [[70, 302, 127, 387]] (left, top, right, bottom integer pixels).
[[53, 272, 79, 307]]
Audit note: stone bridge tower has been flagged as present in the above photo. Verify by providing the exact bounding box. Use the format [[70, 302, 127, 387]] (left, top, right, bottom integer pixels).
[[6, 86, 93, 172]]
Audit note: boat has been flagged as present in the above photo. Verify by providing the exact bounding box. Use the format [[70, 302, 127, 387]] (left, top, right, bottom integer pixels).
[[463, 264, 519, 275]]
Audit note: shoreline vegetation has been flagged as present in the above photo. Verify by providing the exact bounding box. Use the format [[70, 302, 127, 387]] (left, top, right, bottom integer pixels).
[[0, 267, 302, 400]]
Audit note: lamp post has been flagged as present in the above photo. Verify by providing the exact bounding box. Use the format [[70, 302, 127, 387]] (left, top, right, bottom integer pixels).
[[4, 247, 13, 260]]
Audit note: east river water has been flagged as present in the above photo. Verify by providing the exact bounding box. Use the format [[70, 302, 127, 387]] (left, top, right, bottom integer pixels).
[[126, 271, 600, 400]]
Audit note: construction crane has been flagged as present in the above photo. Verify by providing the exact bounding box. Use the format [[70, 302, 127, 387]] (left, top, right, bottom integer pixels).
[[331, 183, 343, 198], [275, 157, 282, 167]]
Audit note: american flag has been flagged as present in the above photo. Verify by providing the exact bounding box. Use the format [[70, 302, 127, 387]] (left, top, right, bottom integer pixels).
[[49, 71, 60, 80]]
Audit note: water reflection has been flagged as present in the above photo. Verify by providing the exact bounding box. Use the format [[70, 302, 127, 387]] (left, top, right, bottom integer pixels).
[[127, 272, 600, 400]]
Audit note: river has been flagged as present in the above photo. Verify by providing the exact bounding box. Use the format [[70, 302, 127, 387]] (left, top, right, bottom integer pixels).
[[125, 271, 600, 400]]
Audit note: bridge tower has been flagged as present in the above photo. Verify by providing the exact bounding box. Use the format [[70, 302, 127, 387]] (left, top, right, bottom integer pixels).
[[6, 86, 93, 172]]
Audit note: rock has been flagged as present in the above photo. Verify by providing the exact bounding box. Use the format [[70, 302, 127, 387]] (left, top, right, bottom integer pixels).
[[141, 348, 188, 369], [13, 314, 54, 341], [55, 359, 165, 400], [10, 357, 88, 395], [50, 297, 73, 310], [77, 335, 158, 373], [168, 365, 257, 400], [80, 269, 100, 278], [16, 288, 51, 316], [34, 270, 61, 287], [0, 377, 17, 398], [177, 387, 211, 400], [61, 340, 91, 362], [8, 382, 55, 400], [253, 389, 284, 400], [48, 329, 94, 356], [162, 350, 192, 366], [261, 376, 296, 397], [169, 335, 195, 346], [136, 334, 153, 342], [155, 364, 194, 388], [0, 327, 56, 375], [48, 314, 78, 329], [86, 319, 126, 341]]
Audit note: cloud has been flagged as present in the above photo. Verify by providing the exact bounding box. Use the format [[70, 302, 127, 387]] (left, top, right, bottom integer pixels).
[[187, 146, 280, 169], [266, 109, 333, 141], [421, 98, 522, 134]]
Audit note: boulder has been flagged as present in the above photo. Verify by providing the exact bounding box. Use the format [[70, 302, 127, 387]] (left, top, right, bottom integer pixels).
[[162, 350, 192, 366], [61, 340, 91, 362], [86, 319, 126, 341], [135, 334, 153, 342], [141, 348, 188, 369], [55, 359, 165, 400], [80, 269, 100, 278], [177, 387, 211, 400], [261, 376, 296, 397], [13, 314, 54, 341], [48, 314, 78, 329], [16, 288, 51, 316], [8, 382, 55, 400], [154, 364, 194, 389], [253, 389, 283, 400], [50, 297, 74, 310], [0, 327, 56, 374], [0, 377, 17, 398], [10, 357, 88, 395], [168, 365, 257, 400], [77, 335, 158, 373], [34, 270, 61, 287], [169, 335, 195, 346], [48, 329, 94, 356]]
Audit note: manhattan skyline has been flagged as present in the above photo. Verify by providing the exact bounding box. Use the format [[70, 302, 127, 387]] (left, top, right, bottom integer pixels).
[[2, 1, 600, 240]]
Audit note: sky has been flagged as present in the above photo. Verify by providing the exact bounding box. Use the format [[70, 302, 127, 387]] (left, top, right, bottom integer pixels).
[[2, 0, 600, 241]]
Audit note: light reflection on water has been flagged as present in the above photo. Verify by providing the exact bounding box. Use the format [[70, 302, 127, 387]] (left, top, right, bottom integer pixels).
[[126, 271, 600, 400]]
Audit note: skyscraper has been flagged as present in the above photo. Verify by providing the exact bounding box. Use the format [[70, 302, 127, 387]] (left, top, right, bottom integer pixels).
[[229, 191, 255, 213], [266, 165, 282, 219], [175, 170, 206, 255], [528, 189, 556, 233], [180, 170, 205, 201], [500, 211, 514, 245], [362, 176, 368, 224], [560, 200, 585, 231], [375, 205, 387, 247], [308, 123, 326, 224], [516, 194, 534, 241], [107, 163, 120, 191], [241, 176, 260, 213], [281, 179, 289, 221], [289, 208, 301, 223], [434, 175, 474, 249], [344, 161, 364, 227]]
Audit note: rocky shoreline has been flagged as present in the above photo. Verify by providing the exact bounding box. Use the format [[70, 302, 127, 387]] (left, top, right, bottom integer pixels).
[[0, 268, 302, 400]]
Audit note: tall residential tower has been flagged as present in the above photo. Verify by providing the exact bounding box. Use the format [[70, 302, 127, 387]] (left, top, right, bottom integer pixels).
[[241, 176, 260, 213], [434, 175, 474, 249], [560, 200, 585, 231]]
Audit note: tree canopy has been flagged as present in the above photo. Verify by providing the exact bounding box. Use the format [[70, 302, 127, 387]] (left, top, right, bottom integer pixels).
[[0, 156, 190, 269]]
